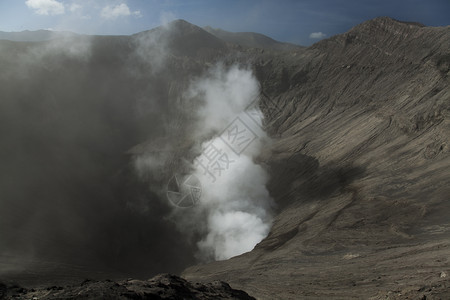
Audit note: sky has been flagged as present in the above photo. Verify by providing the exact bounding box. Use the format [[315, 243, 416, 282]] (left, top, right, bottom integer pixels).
[[0, 0, 449, 46]]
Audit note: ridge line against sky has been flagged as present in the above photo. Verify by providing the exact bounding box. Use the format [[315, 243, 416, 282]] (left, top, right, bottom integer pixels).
[[0, 0, 449, 46]]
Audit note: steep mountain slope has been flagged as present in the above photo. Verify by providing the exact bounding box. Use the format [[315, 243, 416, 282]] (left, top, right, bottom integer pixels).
[[183, 17, 450, 299]]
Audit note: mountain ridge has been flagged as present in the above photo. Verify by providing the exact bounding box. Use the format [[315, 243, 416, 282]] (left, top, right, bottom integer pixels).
[[0, 29, 79, 42], [203, 25, 302, 50]]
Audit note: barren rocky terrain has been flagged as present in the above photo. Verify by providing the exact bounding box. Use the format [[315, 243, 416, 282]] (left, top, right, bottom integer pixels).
[[0, 17, 449, 299], [183, 17, 450, 299]]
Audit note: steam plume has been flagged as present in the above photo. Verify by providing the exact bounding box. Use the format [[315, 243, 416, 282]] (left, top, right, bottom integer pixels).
[[175, 64, 273, 261]]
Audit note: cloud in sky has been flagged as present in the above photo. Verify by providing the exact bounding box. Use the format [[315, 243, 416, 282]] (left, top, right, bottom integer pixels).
[[69, 3, 81, 13], [25, 0, 64, 15], [309, 31, 327, 39], [100, 3, 142, 20], [13, 0, 449, 45]]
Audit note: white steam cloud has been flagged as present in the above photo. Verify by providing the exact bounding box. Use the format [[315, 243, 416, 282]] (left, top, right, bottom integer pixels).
[[178, 64, 273, 261], [132, 63, 273, 261], [193, 137, 272, 260], [187, 64, 260, 139], [129, 22, 273, 261]]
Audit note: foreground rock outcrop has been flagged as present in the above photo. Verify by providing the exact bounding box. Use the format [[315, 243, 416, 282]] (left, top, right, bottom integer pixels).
[[0, 274, 254, 300]]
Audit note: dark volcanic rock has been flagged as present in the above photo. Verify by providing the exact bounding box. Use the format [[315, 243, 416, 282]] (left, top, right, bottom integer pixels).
[[1, 274, 254, 300], [0, 282, 6, 299]]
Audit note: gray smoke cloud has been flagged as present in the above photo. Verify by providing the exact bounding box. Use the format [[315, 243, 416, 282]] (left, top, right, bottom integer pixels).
[[163, 64, 274, 261], [0, 29, 198, 281], [0, 20, 273, 285], [132, 23, 171, 74]]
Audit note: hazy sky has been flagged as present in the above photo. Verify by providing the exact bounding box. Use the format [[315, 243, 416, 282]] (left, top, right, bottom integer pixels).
[[0, 0, 449, 45]]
